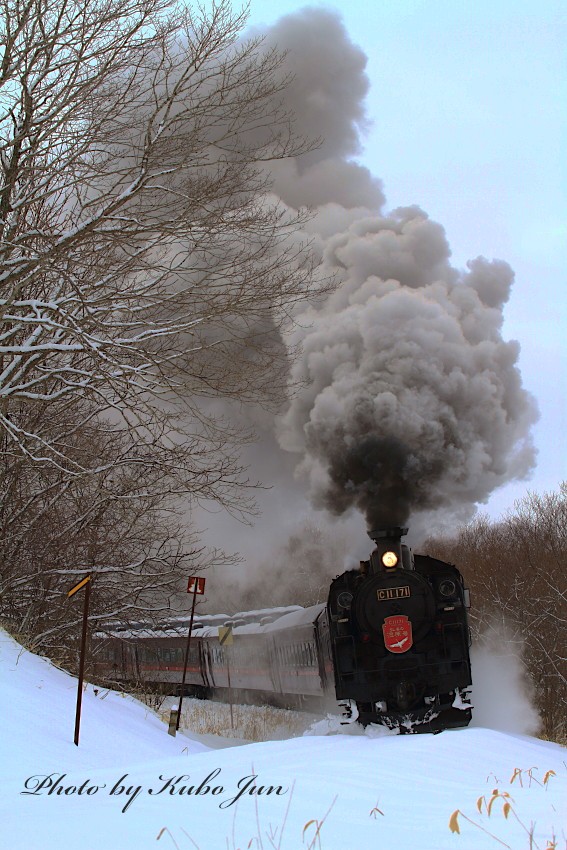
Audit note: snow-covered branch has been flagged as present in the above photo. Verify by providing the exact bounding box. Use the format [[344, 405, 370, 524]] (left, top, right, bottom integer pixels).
[[0, 0, 321, 472]]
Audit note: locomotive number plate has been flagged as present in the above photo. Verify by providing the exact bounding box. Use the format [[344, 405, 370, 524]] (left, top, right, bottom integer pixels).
[[377, 585, 410, 601]]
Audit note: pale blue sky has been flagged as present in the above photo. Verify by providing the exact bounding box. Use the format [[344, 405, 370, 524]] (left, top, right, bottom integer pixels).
[[247, 0, 566, 517]]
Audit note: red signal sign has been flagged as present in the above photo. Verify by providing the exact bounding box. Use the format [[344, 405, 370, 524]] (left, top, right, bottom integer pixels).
[[187, 576, 206, 595]]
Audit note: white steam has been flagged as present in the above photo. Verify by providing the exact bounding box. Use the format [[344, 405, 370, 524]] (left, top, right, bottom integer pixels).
[[470, 621, 541, 736]]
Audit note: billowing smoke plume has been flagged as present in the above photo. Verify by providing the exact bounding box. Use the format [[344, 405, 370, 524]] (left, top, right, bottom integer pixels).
[[197, 8, 538, 606], [254, 9, 538, 532], [277, 211, 537, 528]]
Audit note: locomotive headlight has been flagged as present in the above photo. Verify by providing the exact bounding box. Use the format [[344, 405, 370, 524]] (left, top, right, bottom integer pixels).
[[381, 551, 398, 568]]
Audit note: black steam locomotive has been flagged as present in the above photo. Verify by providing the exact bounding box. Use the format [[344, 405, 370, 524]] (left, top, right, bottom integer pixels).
[[328, 527, 472, 731], [94, 527, 472, 733]]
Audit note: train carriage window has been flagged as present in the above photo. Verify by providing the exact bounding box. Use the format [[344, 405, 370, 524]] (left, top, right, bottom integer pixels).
[[100, 646, 116, 662], [161, 647, 184, 664], [211, 645, 225, 665]]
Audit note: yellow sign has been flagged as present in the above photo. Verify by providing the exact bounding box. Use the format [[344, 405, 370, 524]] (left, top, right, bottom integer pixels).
[[218, 626, 233, 646], [67, 575, 92, 598]]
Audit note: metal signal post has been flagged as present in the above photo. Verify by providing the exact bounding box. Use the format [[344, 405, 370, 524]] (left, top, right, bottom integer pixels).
[[176, 576, 206, 732], [67, 575, 92, 746]]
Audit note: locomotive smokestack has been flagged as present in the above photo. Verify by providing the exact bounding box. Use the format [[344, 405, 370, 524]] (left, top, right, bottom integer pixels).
[[367, 526, 408, 573], [367, 526, 408, 544]]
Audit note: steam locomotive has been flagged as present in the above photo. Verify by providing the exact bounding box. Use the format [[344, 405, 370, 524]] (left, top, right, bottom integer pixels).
[[94, 527, 472, 733]]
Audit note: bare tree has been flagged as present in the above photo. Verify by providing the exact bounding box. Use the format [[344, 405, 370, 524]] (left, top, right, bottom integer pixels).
[[0, 396, 236, 661], [425, 483, 567, 739], [0, 0, 329, 655], [0, 0, 321, 478]]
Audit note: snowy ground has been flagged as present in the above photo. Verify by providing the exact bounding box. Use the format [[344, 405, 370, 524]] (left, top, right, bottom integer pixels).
[[1, 629, 565, 850]]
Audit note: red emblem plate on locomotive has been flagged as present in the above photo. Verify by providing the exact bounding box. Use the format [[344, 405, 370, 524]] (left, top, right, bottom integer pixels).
[[382, 615, 413, 653]]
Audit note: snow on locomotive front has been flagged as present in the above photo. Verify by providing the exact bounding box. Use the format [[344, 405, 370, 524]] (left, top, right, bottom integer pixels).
[[326, 527, 472, 732]]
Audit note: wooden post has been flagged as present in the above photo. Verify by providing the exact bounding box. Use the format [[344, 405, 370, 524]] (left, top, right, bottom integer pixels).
[[218, 626, 234, 731], [168, 707, 179, 737], [226, 649, 234, 731]]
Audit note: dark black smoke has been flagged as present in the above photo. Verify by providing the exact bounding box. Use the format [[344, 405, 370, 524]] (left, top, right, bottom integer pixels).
[[325, 435, 444, 528]]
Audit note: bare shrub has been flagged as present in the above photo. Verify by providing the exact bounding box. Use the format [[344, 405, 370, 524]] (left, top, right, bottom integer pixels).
[[425, 483, 567, 739]]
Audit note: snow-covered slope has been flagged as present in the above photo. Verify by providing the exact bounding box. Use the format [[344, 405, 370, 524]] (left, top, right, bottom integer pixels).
[[1, 629, 565, 850]]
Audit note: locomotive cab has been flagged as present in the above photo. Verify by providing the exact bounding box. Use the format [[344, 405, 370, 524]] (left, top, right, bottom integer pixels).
[[327, 527, 472, 732]]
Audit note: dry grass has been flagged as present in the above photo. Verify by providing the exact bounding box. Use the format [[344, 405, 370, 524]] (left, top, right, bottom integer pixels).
[[158, 696, 323, 742], [539, 732, 567, 748]]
